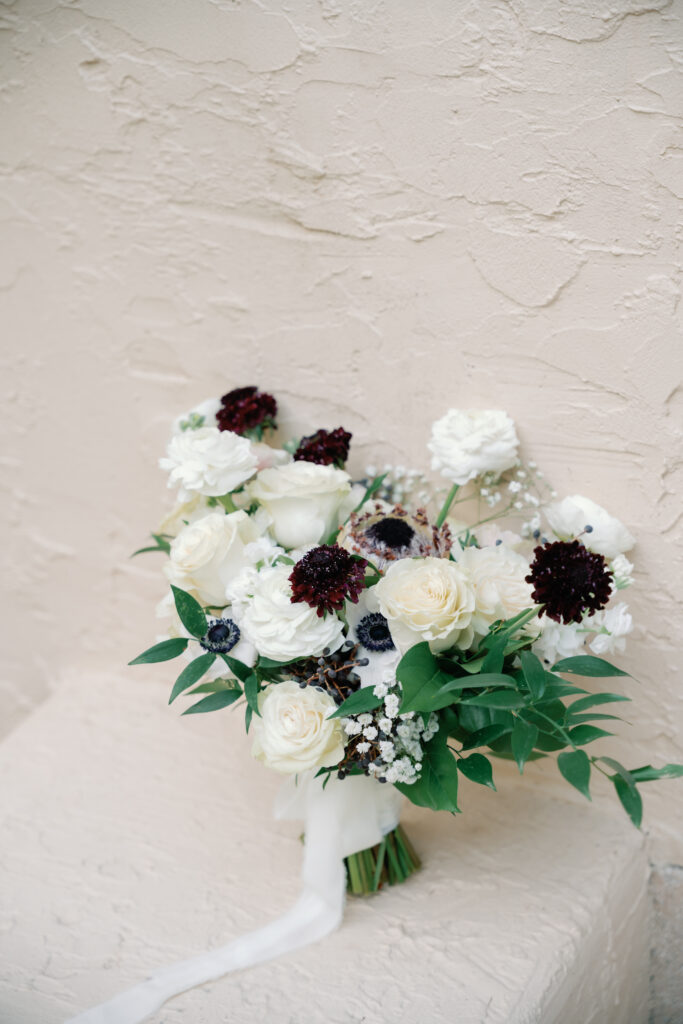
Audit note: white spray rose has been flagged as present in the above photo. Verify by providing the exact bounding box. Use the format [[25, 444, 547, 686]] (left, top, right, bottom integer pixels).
[[532, 619, 585, 665], [456, 544, 535, 636], [545, 495, 635, 561], [587, 602, 633, 656], [164, 510, 263, 606], [247, 462, 351, 549], [160, 427, 258, 502], [238, 564, 345, 661], [374, 557, 475, 653], [610, 554, 634, 589], [428, 409, 519, 485], [251, 680, 345, 774]]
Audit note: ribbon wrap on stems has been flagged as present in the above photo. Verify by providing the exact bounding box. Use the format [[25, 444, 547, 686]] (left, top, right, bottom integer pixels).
[[66, 774, 403, 1024]]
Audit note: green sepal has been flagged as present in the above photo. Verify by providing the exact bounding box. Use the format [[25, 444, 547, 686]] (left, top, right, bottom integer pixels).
[[129, 637, 188, 665]]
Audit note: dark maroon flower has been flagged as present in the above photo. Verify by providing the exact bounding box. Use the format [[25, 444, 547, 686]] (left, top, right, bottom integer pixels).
[[293, 427, 351, 467], [217, 386, 277, 436], [289, 545, 367, 616], [526, 540, 613, 624]]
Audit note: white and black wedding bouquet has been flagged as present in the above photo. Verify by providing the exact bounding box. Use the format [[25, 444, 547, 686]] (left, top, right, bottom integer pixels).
[[131, 385, 681, 898]]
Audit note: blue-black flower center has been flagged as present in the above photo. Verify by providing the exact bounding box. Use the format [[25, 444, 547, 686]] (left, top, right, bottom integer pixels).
[[356, 613, 395, 652], [365, 517, 415, 550], [200, 618, 241, 654]]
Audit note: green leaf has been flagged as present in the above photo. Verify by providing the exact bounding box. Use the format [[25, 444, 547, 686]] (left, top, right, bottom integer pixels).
[[131, 533, 172, 557], [599, 756, 643, 826], [328, 687, 382, 719], [129, 637, 189, 665], [552, 655, 628, 677], [457, 753, 496, 790], [538, 681, 589, 700], [568, 724, 613, 745], [182, 689, 242, 715], [169, 653, 216, 703], [557, 749, 591, 800], [511, 718, 539, 773], [245, 704, 254, 733], [171, 586, 208, 639], [188, 679, 234, 694], [567, 692, 631, 715], [628, 763, 683, 783], [397, 643, 454, 713], [460, 691, 527, 710], [257, 655, 298, 669], [437, 673, 517, 694], [396, 730, 460, 813], [460, 723, 513, 751], [520, 651, 546, 700], [567, 712, 622, 725], [220, 654, 254, 683], [243, 673, 260, 716], [354, 473, 388, 513], [481, 636, 506, 674]]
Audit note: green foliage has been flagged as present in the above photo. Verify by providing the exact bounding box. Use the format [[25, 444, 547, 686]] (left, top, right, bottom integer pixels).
[[169, 653, 216, 703], [519, 651, 546, 700], [397, 643, 454, 714], [628, 764, 683, 783], [396, 730, 460, 813], [557, 749, 592, 800], [328, 687, 383, 719], [129, 638, 188, 665], [460, 691, 527, 710], [599, 757, 642, 827], [457, 752, 496, 790], [552, 655, 628, 677], [511, 718, 538, 773], [131, 533, 172, 557], [182, 688, 242, 715], [220, 654, 254, 683], [171, 586, 208, 639]]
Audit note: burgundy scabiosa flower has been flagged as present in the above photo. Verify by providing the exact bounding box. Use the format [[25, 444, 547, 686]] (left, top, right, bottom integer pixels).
[[293, 427, 352, 467], [217, 386, 277, 436], [289, 545, 367, 617], [526, 539, 613, 624]]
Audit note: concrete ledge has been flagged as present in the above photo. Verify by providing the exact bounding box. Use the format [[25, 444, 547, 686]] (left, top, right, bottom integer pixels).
[[0, 673, 649, 1023]]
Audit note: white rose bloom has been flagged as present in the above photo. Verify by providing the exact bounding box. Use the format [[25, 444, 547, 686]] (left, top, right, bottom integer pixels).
[[239, 564, 345, 662], [247, 462, 351, 549], [374, 557, 475, 654], [532, 619, 585, 665], [545, 495, 635, 561], [586, 602, 633, 656], [251, 680, 345, 774], [455, 544, 536, 637], [164, 510, 263, 606], [157, 493, 212, 538], [428, 409, 519, 485], [251, 441, 292, 472], [160, 427, 258, 502]]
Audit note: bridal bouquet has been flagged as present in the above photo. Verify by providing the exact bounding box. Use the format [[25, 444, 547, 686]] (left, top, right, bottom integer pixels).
[[131, 386, 681, 898]]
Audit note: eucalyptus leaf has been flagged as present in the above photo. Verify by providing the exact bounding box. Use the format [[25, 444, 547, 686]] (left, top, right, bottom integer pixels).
[[129, 637, 188, 665]]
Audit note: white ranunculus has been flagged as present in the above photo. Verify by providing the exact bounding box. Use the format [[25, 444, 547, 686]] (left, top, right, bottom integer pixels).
[[532, 619, 585, 665], [251, 680, 346, 774], [160, 427, 258, 501], [545, 495, 635, 561], [586, 602, 633, 656], [238, 564, 345, 661], [247, 462, 351, 549], [428, 409, 519, 485], [373, 556, 475, 654], [164, 510, 263, 606], [455, 544, 536, 636]]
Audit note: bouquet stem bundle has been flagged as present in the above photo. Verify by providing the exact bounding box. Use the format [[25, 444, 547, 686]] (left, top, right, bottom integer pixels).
[[345, 825, 421, 895]]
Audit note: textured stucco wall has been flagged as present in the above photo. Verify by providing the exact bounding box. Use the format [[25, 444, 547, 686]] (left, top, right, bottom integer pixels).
[[1, 0, 682, 869]]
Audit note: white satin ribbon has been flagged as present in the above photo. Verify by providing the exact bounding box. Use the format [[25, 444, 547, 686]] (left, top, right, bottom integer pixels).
[[66, 774, 402, 1024]]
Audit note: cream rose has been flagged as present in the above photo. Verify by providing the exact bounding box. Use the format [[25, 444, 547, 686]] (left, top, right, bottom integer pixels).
[[247, 462, 351, 549], [164, 510, 263, 606], [238, 564, 345, 661], [160, 426, 258, 501], [428, 409, 519, 485], [545, 495, 635, 561], [251, 680, 345, 774], [374, 557, 475, 653], [456, 544, 535, 636]]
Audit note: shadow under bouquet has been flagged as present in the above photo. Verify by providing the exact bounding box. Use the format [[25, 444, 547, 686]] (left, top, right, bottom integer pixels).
[[113, 385, 682, 1023]]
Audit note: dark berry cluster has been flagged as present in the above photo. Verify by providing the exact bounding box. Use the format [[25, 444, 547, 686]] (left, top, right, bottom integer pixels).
[[217, 386, 277, 435], [289, 545, 367, 616], [526, 539, 613, 624], [293, 427, 351, 467]]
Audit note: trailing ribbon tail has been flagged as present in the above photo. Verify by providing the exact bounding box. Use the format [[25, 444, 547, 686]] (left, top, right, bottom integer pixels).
[[66, 775, 402, 1024]]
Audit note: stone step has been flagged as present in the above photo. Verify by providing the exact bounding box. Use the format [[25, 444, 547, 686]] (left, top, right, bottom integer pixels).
[[0, 673, 649, 1023]]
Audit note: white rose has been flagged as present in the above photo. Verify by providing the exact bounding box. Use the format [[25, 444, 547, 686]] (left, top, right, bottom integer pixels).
[[160, 426, 258, 501], [251, 681, 345, 774], [428, 409, 519, 485], [456, 544, 535, 636], [586, 602, 633, 656], [545, 495, 635, 561], [373, 557, 475, 653], [251, 441, 292, 472], [164, 510, 263, 606], [239, 564, 345, 661], [247, 462, 351, 549], [157, 493, 212, 538], [532, 619, 585, 665]]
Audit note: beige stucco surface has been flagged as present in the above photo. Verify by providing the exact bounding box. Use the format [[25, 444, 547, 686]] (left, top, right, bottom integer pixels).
[[1, 0, 682, 890]]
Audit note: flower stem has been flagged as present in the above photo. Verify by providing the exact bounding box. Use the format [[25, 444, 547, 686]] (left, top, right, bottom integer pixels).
[[344, 824, 421, 896], [435, 484, 459, 528]]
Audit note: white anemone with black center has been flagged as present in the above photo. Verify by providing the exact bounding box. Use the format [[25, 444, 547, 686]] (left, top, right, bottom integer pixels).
[[345, 590, 401, 690]]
